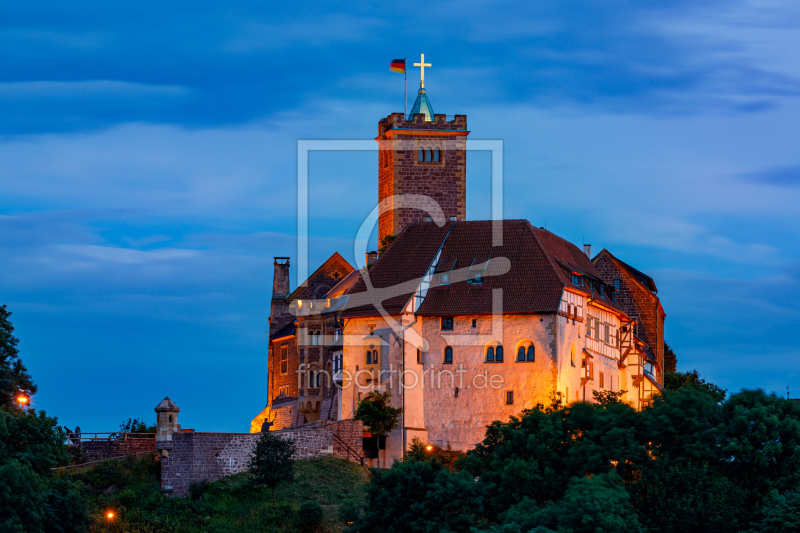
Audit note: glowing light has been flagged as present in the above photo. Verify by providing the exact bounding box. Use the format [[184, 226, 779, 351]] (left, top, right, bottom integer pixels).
[[107, 512, 114, 519], [426, 445, 433, 451], [17, 396, 28, 403]]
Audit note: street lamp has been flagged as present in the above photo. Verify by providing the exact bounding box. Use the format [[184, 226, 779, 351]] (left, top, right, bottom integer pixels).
[[426, 445, 433, 452], [106, 511, 114, 532], [17, 396, 28, 410]]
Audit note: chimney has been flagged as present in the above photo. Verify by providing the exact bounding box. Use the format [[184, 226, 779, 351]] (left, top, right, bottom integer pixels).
[[366, 251, 379, 267], [273, 257, 290, 299], [584, 244, 591, 259]]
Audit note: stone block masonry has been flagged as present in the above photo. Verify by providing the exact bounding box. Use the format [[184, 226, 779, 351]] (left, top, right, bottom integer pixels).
[[161, 419, 363, 497], [80, 439, 155, 462]]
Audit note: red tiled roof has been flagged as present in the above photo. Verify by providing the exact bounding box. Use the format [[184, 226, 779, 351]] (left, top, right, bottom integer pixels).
[[339, 222, 451, 318], [339, 219, 623, 318]]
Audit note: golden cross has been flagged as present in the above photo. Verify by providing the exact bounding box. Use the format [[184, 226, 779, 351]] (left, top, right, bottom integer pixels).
[[414, 53, 432, 88]]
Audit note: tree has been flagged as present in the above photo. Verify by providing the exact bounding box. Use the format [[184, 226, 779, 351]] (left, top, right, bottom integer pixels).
[[357, 458, 483, 533], [592, 389, 627, 406], [664, 369, 727, 403], [629, 461, 746, 533], [378, 234, 396, 255], [0, 305, 37, 409], [747, 490, 800, 533], [247, 431, 295, 508], [354, 391, 403, 468], [663, 342, 677, 373]]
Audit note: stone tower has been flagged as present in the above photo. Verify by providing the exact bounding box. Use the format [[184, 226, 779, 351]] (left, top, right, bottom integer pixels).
[[269, 257, 293, 336], [376, 88, 469, 244], [155, 396, 180, 455]]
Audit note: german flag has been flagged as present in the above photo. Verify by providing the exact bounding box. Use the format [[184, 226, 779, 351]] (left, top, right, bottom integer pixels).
[[390, 58, 405, 73]]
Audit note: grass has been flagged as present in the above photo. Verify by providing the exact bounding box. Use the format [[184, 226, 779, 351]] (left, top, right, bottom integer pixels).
[[63, 455, 370, 532]]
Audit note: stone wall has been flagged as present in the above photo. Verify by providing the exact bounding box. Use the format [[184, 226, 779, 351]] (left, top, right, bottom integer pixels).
[[593, 252, 665, 383], [161, 419, 363, 497], [80, 439, 155, 462]]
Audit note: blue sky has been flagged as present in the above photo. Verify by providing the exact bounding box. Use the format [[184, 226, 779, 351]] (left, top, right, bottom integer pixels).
[[2, 0, 800, 431]]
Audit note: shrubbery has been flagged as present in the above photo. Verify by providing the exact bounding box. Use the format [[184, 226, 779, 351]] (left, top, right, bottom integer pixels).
[[355, 387, 800, 533]]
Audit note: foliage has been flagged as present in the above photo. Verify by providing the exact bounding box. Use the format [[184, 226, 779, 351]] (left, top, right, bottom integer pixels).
[[592, 389, 627, 406], [188, 478, 210, 500], [0, 407, 70, 474], [357, 458, 483, 533], [354, 391, 403, 436], [0, 459, 45, 532], [294, 501, 324, 532], [747, 490, 800, 533], [363, 386, 800, 533], [118, 417, 157, 434], [378, 234, 396, 255], [663, 342, 677, 372], [663, 369, 727, 402], [0, 305, 37, 409], [248, 432, 296, 506], [629, 461, 746, 533], [403, 438, 463, 471], [72, 455, 368, 532], [337, 499, 362, 526]]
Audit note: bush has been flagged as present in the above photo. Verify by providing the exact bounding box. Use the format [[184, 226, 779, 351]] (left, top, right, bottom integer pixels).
[[294, 500, 324, 532], [188, 478, 210, 500], [338, 499, 361, 525]]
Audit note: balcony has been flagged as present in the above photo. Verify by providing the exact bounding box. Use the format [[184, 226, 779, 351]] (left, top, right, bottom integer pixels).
[[299, 389, 323, 422]]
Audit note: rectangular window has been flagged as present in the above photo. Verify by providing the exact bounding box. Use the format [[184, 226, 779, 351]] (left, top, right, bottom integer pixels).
[[417, 348, 422, 364], [600, 371, 605, 389], [441, 317, 454, 330], [505, 391, 514, 405], [589, 362, 594, 381], [614, 279, 621, 291], [472, 319, 477, 328], [604, 324, 610, 344], [280, 345, 288, 374], [571, 273, 580, 285]]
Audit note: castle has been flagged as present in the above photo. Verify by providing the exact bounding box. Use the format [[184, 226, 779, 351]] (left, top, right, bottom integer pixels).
[[251, 64, 666, 466]]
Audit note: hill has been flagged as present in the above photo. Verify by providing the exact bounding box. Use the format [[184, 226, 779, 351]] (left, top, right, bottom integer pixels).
[[65, 455, 369, 532]]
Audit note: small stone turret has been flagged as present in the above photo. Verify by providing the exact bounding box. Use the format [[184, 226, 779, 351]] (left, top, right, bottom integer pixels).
[[155, 396, 180, 455]]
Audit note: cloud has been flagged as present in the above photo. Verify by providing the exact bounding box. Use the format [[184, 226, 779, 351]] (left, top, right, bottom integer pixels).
[[742, 165, 800, 187]]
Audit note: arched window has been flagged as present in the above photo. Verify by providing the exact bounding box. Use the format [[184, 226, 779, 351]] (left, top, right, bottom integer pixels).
[[316, 371, 322, 387], [444, 346, 453, 364], [426, 148, 432, 162], [486, 346, 495, 362], [418, 148, 424, 162], [434, 148, 440, 162], [317, 331, 322, 345], [517, 346, 525, 362], [527, 345, 535, 362], [496, 345, 504, 362]]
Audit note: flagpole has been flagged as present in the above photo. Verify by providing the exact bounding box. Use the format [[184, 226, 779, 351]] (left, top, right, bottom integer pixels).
[[404, 57, 407, 117]]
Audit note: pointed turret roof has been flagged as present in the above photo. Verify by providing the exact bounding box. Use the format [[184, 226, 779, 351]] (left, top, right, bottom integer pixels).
[[408, 88, 434, 121], [155, 396, 180, 412]]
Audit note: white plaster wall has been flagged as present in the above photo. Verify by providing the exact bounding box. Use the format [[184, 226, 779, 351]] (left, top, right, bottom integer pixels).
[[419, 314, 558, 452]]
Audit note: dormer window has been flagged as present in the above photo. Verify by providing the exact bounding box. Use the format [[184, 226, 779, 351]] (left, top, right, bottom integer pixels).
[[571, 273, 580, 285]]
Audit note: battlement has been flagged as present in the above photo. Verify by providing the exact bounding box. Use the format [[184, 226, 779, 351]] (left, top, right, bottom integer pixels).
[[379, 112, 467, 136]]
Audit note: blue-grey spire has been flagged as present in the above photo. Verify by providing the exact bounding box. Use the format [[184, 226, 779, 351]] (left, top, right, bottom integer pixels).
[[408, 87, 434, 121]]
